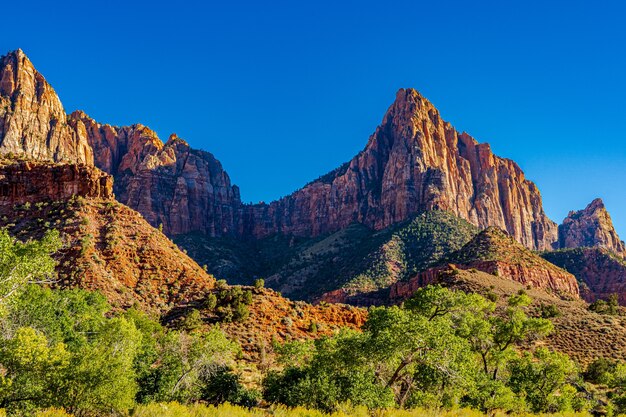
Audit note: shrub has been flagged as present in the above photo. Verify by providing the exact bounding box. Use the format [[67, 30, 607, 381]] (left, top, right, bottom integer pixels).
[[254, 278, 265, 289], [540, 303, 562, 318]]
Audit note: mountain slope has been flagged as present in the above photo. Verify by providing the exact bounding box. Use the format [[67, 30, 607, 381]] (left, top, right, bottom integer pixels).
[[0, 160, 216, 311], [542, 247, 626, 304], [0, 50, 92, 164], [177, 210, 479, 302], [391, 227, 580, 301]]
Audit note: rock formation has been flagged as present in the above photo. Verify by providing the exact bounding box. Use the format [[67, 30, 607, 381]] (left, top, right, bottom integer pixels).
[[0, 50, 92, 164], [391, 227, 580, 300], [0, 159, 113, 205], [543, 248, 626, 304], [559, 198, 625, 255], [243, 89, 557, 250], [69, 109, 242, 236], [2, 49, 625, 258]]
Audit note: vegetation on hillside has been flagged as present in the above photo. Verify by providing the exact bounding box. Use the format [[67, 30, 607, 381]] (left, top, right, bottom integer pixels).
[[4, 229, 626, 417], [176, 211, 478, 300]]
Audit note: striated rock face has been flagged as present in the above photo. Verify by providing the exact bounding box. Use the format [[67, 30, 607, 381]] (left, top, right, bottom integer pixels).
[[0, 160, 113, 205], [543, 248, 626, 304], [391, 227, 580, 299], [243, 89, 557, 250], [68, 111, 242, 236], [0, 50, 92, 164], [558, 198, 625, 255]]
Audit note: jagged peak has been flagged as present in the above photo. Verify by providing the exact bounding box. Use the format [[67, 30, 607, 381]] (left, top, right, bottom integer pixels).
[[585, 197, 605, 212], [165, 133, 189, 147], [559, 198, 625, 254]]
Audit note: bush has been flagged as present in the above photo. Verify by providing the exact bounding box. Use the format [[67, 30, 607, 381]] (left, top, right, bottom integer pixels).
[[584, 358, 617, 384], [254, 278, 265, 289], [540, 303, 562, 318], [200, 365, 260, 408]]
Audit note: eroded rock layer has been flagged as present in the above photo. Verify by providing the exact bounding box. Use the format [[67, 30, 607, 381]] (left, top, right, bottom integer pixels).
[[0, 160, 113, 205]]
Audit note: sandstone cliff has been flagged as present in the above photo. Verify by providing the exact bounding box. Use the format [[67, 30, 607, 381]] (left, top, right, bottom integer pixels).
[[559, 198, 625, 255], [243, 89, 558, 250], [69, 108, 242, 236], [0, 50, 92, 164], [0, 159, 113, 206]]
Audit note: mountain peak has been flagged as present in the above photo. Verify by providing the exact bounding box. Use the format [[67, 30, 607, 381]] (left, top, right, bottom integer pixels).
[[559, 199, 625, 254], [0, 49, 93, 164], [587, 197, 605, 211]]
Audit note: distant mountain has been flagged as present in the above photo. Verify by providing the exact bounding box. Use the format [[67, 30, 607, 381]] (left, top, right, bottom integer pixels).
[[0, 50, 564, 250]]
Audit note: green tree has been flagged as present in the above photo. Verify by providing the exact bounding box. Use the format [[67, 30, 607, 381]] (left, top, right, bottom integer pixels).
[[0, 229, 61, 312], [0, 327, 69, 414], [60, 317, 141, 416], [137, 327, 239, 403], [508, 347, 579, 412]]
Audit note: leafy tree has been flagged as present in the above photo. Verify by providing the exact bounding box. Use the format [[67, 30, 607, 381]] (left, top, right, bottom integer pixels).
[[2, 285, 109, 348], [60, 317, 141, 416], [0, 229, 61, 312], [363, 305, 475, 407], [584, 357, 617, 385], [0, 327, 69, 413], [200, 365, 259, 407], [508, 347, 579, 412], [137, 327, 239, 403], [264, 329, 395, 411]]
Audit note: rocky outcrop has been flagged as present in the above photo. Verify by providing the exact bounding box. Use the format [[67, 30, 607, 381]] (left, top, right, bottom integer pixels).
[[67, 111, 242, 236], [243, 89, 557, 250], [0, 50, 609, 254], [0, 160, 113, 205], [0, 50, 92, 164], [390, 227, 579, 300], [543, 248, 626, 304], [559, 198, 625, 255]]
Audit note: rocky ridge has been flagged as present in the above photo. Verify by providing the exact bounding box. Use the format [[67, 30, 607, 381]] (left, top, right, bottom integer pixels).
[[559, 198, 625, 255], [0, 159, 113, 206], [391, 227, 580, 300], [2, 49, 623, 256], [243, 89, 558, 250]]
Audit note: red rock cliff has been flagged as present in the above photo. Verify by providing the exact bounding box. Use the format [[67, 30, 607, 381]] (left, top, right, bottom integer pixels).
[[243, 89, 558, 250], [68, 109, 242, 236], [559, 198, 625, 255], [0, 50, 93, 164], [0, 160, 113, 205]]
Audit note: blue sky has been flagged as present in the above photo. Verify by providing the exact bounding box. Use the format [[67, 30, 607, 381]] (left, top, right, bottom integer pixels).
[[2, 0, 626, 236]]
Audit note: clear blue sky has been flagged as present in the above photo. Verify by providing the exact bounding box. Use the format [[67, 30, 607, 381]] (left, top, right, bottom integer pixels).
[[2, 0, 626, 237]]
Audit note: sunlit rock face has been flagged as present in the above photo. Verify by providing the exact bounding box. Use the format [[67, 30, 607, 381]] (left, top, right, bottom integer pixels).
[[243, 89, 558, 250], [558, 198, 626, 255], [0, 50, 93, 164]]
